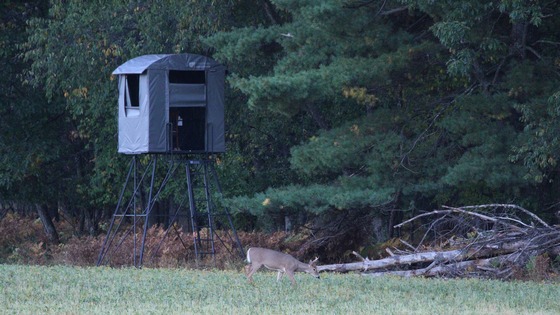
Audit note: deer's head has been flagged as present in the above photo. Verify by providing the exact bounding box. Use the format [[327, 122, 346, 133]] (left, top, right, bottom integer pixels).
[[307, 257, 320, 278]]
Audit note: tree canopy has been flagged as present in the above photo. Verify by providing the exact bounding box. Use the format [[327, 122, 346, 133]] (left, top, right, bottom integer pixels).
[[207, 0, 560, 236], [1, 0, 560, 249]]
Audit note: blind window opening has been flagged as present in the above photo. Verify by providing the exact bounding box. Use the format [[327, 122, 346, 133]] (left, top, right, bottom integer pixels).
[[169, 70, 205, 84], [125, 74, 140, 108]]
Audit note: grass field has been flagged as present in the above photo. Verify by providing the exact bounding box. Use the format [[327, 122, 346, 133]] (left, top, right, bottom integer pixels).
[[0, 264, 558, 314]]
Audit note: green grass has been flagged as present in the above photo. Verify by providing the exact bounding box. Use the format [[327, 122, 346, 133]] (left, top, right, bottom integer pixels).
[[0, 264, 558, 314]]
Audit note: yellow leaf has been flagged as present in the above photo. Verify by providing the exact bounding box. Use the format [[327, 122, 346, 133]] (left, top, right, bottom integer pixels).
[[262, 198, 271, 206]]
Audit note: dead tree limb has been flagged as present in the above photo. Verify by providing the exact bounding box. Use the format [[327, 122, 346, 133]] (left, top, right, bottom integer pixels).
[[457, 204, 550, 228], [318, 247, 506, 273], [361, 253, 520, 278], [319, 205, 559, 279]]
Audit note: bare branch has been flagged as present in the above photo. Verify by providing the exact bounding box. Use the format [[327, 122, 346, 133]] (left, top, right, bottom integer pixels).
[[399, 239, 416, 252], [322, 204, 559, 279], [459, 204, 550, 228]]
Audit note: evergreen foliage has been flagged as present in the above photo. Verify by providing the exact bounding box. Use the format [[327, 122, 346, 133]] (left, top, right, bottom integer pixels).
[[208, 0, 560, 237], [1, 0, 560, 249]]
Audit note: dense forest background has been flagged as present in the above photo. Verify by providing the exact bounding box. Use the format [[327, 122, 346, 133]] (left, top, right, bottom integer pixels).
[[1, 0, 560, 264]]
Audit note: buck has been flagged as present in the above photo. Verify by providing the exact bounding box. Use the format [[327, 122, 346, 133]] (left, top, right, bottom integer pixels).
[[245, 247, 320, 285]]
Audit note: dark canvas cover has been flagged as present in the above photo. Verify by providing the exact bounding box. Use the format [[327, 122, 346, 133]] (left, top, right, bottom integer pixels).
[[113, 54, 226, 154]]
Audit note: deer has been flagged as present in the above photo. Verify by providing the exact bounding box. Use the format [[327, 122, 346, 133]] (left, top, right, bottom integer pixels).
[[245, 247, 320, 286]]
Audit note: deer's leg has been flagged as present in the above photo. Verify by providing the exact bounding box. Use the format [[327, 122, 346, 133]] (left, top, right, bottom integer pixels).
[[246, 263, 262, 283], [276, 271, 284, 282], [286, 271, 296, 286]]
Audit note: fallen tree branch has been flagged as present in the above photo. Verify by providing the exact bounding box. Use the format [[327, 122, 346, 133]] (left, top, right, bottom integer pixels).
[[458, 204, 550, 228], [318, 246, 512, 273], [361, 253, 520, 278], [319, 204, 560, 279], [395, 207, 525, 232]]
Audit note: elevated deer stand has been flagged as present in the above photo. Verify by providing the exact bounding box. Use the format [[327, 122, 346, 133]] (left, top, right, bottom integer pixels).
[[96, 54, 243, 267]]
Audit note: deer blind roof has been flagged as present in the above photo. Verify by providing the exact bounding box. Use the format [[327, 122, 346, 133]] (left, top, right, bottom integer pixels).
[[112, 54, 222, 75]]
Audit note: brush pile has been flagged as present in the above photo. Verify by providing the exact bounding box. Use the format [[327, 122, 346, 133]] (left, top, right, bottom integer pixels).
[[318, 204, 560, 279]]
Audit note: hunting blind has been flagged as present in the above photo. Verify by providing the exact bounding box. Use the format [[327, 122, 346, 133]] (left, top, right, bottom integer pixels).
[[98, 54, 242, 268], [113, 53, 226, 154]]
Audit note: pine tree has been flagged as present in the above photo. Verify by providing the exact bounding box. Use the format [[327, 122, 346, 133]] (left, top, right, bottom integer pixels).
[[207, 0, 560, 249]]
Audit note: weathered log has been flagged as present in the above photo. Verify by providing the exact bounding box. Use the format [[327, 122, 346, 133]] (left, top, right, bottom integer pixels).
[[318, 241, 559, 274], [360, 254, 518, 278], [317, 247, 508, 273]]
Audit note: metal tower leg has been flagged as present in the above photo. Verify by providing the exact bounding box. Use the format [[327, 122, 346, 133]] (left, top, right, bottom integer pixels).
[[185, 159, 244, 264], [97, 155, 243, 267], [207, 163, 245, 258], [96, 156, 136, 266]]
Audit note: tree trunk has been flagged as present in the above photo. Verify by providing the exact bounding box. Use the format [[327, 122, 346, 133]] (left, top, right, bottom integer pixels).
[[36, 204, 59, 244], [305, 103, 330, 130], [510, 21, 528, 59], [84, 208, 99, 236], [261, 0, 280, 24], [78, 208, 85, 235], [388, 190, 402, 238]]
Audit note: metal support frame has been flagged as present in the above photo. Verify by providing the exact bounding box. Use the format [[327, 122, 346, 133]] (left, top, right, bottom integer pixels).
[[96, 155, 243, 267]]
